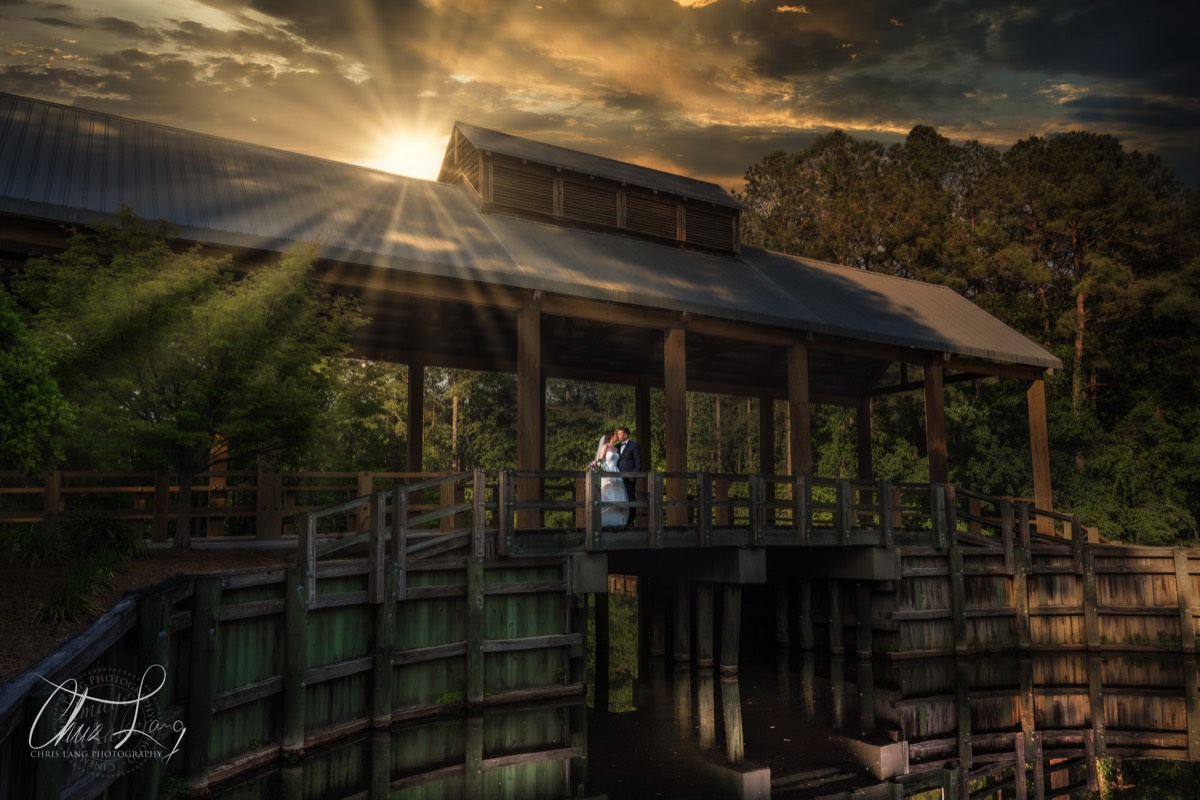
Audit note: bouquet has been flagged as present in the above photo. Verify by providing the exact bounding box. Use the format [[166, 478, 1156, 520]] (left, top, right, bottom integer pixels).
[[584, 460, 605, 473]]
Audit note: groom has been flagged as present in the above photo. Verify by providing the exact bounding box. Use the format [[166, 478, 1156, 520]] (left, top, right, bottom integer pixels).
[[614, 427, 642, 527]]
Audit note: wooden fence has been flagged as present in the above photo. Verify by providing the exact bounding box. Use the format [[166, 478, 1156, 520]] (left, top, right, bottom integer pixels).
[[0, 470, 588, 799]]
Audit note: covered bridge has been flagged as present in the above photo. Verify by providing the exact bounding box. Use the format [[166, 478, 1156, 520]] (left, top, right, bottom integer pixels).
[[0, 92, 1061, 527]]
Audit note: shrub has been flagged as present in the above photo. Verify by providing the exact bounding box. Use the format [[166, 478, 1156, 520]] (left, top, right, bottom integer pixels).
[[53, 509, 148, 561]]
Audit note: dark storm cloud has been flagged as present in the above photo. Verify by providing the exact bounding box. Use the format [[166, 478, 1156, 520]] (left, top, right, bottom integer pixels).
[[993, 2, 1200, 97]]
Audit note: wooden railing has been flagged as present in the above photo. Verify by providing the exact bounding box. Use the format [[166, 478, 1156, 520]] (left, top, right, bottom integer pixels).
[[1, 467, 1092, 554]]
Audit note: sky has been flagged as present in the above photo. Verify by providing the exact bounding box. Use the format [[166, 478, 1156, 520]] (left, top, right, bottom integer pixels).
[[2, 0, 1198, 191]]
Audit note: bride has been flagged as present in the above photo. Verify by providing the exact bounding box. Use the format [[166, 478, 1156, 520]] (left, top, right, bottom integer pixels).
[[594, 431, 628, 529]]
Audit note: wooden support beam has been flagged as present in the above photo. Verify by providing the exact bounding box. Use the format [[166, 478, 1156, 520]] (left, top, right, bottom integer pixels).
[[517, 291, 543, 529], [775, 582, 790, 648], [664, 327, 688, 526], [1027, 378, 1054, 535], [759, 396, 775, 476], [923, 360, 948, 485], [720, 585, 742, 675], [798, 579, 814, 650], [721, 676, 745, 763], [856, 397, 873, 481], [674, 580, 691, 662], [788, 343, 812, 477], [696, 582, 714, 668], [856, 582, 873, 659], [406, 361, 424, 472], [828, 581, 844, 655]]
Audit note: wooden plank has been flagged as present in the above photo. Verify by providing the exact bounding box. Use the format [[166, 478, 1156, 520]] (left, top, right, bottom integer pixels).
[[392, 641, 469, 666], [282, 564, 308, 757], [788, 343, 812, 478], [373, 562, 397, 727], [923, 361, 948, 484], [516, 291, 543, 529], [663, 327, 688, 526], [185, 576, 222, 792], [1027, 378, 1054, 537], [1177, 551, 1197, 654]]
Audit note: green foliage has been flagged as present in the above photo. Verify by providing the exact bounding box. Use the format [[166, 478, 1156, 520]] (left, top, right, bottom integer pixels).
[[0, 288, 71, 472], [34, 566, 105, 625], [1099, 757, 1200, 799], [51, 510, 148, 561], [739, 126, 1200, 545], [17, 211, 365, 545], [0, 524, 67, 567]]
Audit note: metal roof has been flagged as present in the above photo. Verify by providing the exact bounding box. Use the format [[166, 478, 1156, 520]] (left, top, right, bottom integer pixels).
[[0, 92, 1060, 372], [451, 121, 746, 211]]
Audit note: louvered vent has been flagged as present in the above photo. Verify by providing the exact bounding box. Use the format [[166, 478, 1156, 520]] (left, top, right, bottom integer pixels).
[[625, 192, 678, 240], [562, 179, 618, 226], [460, 144, 481, 194], [685, 206, 736, 251], [491, 161, 555, 214]]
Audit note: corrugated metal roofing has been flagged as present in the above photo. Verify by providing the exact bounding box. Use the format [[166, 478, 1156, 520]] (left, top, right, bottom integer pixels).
[[0, 92, 1060, 371], [453, 121, 747, 211]]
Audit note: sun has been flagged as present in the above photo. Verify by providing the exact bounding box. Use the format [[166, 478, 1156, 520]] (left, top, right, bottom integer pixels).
[[364, 130, 449, 181]]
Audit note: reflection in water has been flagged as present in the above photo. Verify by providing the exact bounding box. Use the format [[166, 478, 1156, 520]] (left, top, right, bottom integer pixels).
[[203, 646, 1200, 798], [586, 648, 1200, 799]]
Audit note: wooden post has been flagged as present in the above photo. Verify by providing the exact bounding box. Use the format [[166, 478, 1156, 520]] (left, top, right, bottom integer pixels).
[[1020, 657, 1037, 766], [697, 472, 712, 546], [923, 360, 949, 485], [256, 461, 282, 540], [1014, 732, 1029, 800], [828, 581, 844, 655], [585, 469, 600, 551], [1083, 546, 1100, 649], [595, 594, 610, 713], [759, 396, 775, 476], [1014, 545, 1033, 649], [516, 291, 543, 529], [465, 714, 483, 800], [720, 585, 742, 674], [1176, 550, 1197, 653], [466, 553, 485, 704], [635, 375, 652, 532], [714, 476, 731, 528], [856, 582, 873, 659], [1186, 655, 1200, 760], [836, 478, 851, 545], [857, 660, 876, 735], [496, 471, 512, 558], [720, 676, 745, 763], [950, 540, 968, 654], [794, 475, 810, 545], [775, 582, 790, 648], [1027, 378, 1054, 536], [955, 660, 973, 777], [696, 582, 714, 668], [798, 579, 814, 650], [674, 580, 691, 662], [40, 470, 61, 533], [648, 471, 664, 547], [407, 361, 424, 472], [186, 577, 222, 792], [283, 564, 309, 756], [664, 326, 688, 526], [1087, 654, 1106, 766], [153, 469, 171, 543], [372, 561, 397, 727], [698, 672, 716, 748], [878, 479, 894, 547], [132, 592, 173, 799], [787, 343, 812, 478], [206, 438, 228, 538]]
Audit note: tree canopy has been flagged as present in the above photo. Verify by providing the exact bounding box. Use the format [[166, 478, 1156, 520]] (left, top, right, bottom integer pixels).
[[17, 212, 365, 546]]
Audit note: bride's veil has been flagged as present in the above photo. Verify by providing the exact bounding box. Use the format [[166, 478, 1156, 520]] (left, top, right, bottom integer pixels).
[[595, 434, 608, 463]]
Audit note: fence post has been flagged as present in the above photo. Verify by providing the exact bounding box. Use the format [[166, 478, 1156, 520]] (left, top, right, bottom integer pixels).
[[931, 484, 948, 549], [373, 561, 397, 728], [836, 478, 850, 545], [648, 472, 664, 548], [878, 480, 893, 548], [394, 487, 408, 601], [1176, 550, 1197, 654], [750, 474, 765, 546], [585, 469, 600, 551], [368, 492, 386, 604], [40, 470, 61, 534], [257, 462, 282, 540], [1082, 544, 1100, 649], [152, 469, 171, 543], [496, 471, 513, 557], [298, 512, 316, 608], [186, 576, 222, 791], [794, 475, 810, 546], [1001, 499, 1015, 573], [283, 564, 309, 756], [357, 471, 373, 531], [697, 472, 712, 546]]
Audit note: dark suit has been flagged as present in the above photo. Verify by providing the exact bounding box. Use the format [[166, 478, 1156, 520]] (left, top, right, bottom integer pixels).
[[615, 439, 642, 524]]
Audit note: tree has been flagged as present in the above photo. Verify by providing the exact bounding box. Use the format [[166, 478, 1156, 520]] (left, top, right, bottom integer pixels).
[[0, 288, 71, 473], [20, 213, 364, 547]]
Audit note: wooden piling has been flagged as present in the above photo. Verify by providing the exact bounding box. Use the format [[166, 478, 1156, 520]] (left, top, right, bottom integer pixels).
[[798, 579, 814, 650], [856, 582, 873, 659], [720, 585, 742, 675], [696, 582, 714, 668], [674, 580, 691, 662], [775, 581, 791, 648], [828, 581, 844, 656]]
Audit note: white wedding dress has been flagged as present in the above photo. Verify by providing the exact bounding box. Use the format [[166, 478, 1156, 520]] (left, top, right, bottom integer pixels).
[[596, 438, 628, 528]]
